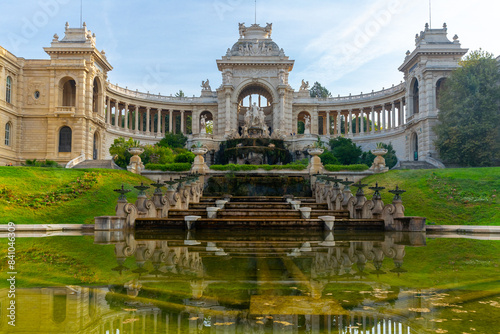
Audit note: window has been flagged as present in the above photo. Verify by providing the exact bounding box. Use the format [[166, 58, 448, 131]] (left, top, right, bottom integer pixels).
[[58, 126, 72, 152], [4, 123, 10, 146], [6, 76, 12, 104]]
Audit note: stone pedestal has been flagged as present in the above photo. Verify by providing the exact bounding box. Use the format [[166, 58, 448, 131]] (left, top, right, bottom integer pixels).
[[206, 207, 220, 219], [307, 148, 324, 174], [370, 148, 389, 173], [299, 207, 312, 219], [191, 147, 209, 174], [319, 216, 336, 231], [127, 147, 145, 174]]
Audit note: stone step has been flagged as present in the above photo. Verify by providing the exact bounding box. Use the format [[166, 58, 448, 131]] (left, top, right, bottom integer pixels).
[[135, 217, 384, 230], [168, 210, 207, 218], [224, 202, 292, 210], [73, 159, 123, 169], [217, 209, 302, 218], [310, 210, 350, 218], [395, 161, 436, 170]]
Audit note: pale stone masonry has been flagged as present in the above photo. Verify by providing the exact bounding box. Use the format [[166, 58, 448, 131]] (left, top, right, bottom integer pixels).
[[0, 22, 466, 166]]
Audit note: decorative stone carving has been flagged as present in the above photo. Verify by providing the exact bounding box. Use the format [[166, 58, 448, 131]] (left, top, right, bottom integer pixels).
[[304, 115, 311, 135], [200, 115, 207, 134], [201, 79, 211, 91], [300, 79, 310, 91]]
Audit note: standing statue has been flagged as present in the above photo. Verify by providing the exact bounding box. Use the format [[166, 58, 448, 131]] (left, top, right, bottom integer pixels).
[[304, 115, 311, 135], [200, 115, 207, 134]]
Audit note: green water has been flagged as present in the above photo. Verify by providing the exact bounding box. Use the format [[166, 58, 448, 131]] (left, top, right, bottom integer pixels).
[[1, 231, 499, 333]]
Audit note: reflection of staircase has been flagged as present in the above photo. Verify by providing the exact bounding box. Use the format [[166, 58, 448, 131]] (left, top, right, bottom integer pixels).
[[72, 160, 123, 169], [136, 196, 384, 231], [395, 161, 436, 170]]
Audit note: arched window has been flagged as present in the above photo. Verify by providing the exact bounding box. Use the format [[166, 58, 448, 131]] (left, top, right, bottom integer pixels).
[[52, 294, 67, 324], [436, 78, 447, 110], [61, 78, 76, 106], [411, 79, 419, 115], [92, 77, 100, 113], [4, 123, 11, 146], [6, 76, 12, 104], [58, 126, 72, 152]]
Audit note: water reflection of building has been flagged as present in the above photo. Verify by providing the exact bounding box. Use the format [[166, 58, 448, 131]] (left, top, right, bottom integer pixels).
[[0, 232, 430, 333]]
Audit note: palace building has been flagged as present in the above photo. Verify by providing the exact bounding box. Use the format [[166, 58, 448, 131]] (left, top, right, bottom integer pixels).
[[0, 21, 467, 167]]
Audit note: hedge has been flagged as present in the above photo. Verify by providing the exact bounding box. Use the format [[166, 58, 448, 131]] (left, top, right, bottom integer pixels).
[[210, 164, 307, 171], [324, 164, 369, 172], [145, 163, 192, 171]]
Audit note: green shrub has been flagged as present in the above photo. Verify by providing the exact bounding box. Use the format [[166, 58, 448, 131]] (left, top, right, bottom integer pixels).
[[324, 164, 369, 172], [174, 151, 195, 164], [145, 163, 192, 171], [141, 144, 175, 165], [319, 151, 339, 165], [329, 137, 362, 165], [24, 159, 61, 168], [109, 137, 138, 168]]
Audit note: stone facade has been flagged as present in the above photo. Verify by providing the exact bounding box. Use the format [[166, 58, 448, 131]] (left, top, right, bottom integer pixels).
[[0, 22, 467, 166]]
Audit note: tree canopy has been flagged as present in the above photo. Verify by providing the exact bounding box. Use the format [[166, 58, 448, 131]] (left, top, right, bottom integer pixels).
[[310, 82, 332, 98], [434, 50, 500, 166], [328, 137, 362, 165]]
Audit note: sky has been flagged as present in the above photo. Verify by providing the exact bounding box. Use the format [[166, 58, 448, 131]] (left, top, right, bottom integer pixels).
[[1, 0, 499, 97]]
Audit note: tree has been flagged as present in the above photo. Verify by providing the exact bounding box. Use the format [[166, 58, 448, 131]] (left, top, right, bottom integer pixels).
[[109, 137, 140, 168], [158, 132, 188, 149], [329, 137, 362, 165], [175, 90, 185, 98], [310, 82, 332, 98], [434, 50, 500, 166]]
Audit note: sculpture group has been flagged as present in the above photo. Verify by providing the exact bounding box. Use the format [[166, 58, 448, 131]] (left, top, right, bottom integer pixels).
[[242, 102, 269, 137]]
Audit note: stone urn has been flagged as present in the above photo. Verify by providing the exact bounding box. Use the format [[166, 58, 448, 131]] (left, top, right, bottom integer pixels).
[[307, 148, 324, 174], [127, 147, 144, 174], [191, 147, 209, 174], [370, 148, 389, 173]]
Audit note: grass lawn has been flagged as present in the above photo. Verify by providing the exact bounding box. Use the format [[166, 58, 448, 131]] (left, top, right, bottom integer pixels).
[[361, 167, 500, 225], [0, 167, 155, 224]]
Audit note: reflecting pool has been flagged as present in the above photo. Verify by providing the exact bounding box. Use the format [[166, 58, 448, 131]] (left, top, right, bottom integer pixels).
[[1, 231, 499, 333]]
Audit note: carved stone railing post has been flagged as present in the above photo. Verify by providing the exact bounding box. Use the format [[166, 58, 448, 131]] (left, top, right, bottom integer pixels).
[[369, 183, 385, 219]]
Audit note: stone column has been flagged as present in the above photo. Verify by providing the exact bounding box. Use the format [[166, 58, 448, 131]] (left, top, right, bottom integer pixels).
[[169, 110, 173, 133], [336, 111, 341, 135], [327, 112, 331, 136], [381, 104, 385, 131], [180, 110, 185, 134], [134, 105, 139, 133], [360, 108, 364, 134], [391, 102, 395, 129], [348, 109, 353, 136], [114, 101, 119, 127], [157, 108, 162, 135], [106, 98, 111, 124], [146, 107, 151, 134], [377, 109, 381, 132], [399, 100, 404, 126], [124, 103, 129, 130], [225, 92, 231, 134]]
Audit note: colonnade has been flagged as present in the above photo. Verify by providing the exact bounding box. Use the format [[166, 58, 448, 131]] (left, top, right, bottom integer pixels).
[[104, 97, 192, 136], [301, 99, 406, 137]]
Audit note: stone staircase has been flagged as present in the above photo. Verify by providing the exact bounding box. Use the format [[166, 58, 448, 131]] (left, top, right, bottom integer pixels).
[[136, 196, 383, 231], [395, 161, 436, 170], [72, 159, 123, 169]]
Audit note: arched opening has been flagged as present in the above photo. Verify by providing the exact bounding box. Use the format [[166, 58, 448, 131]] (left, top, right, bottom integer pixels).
[[60, 77, 76, 107], [200, 111, 214, 134], [410, 78, 419, 115], [435, 78, 447, 110], [5, 76, 12, 104], [58, 126, 72, 153], [237, 84, 273, 135], [411, 132, 419, 161], [93, 132, 99, 160], [297, 111, 311, 135], [52, 294, 67, 324], [92, 77, 101, 113], [5, 122, 11, 146]]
